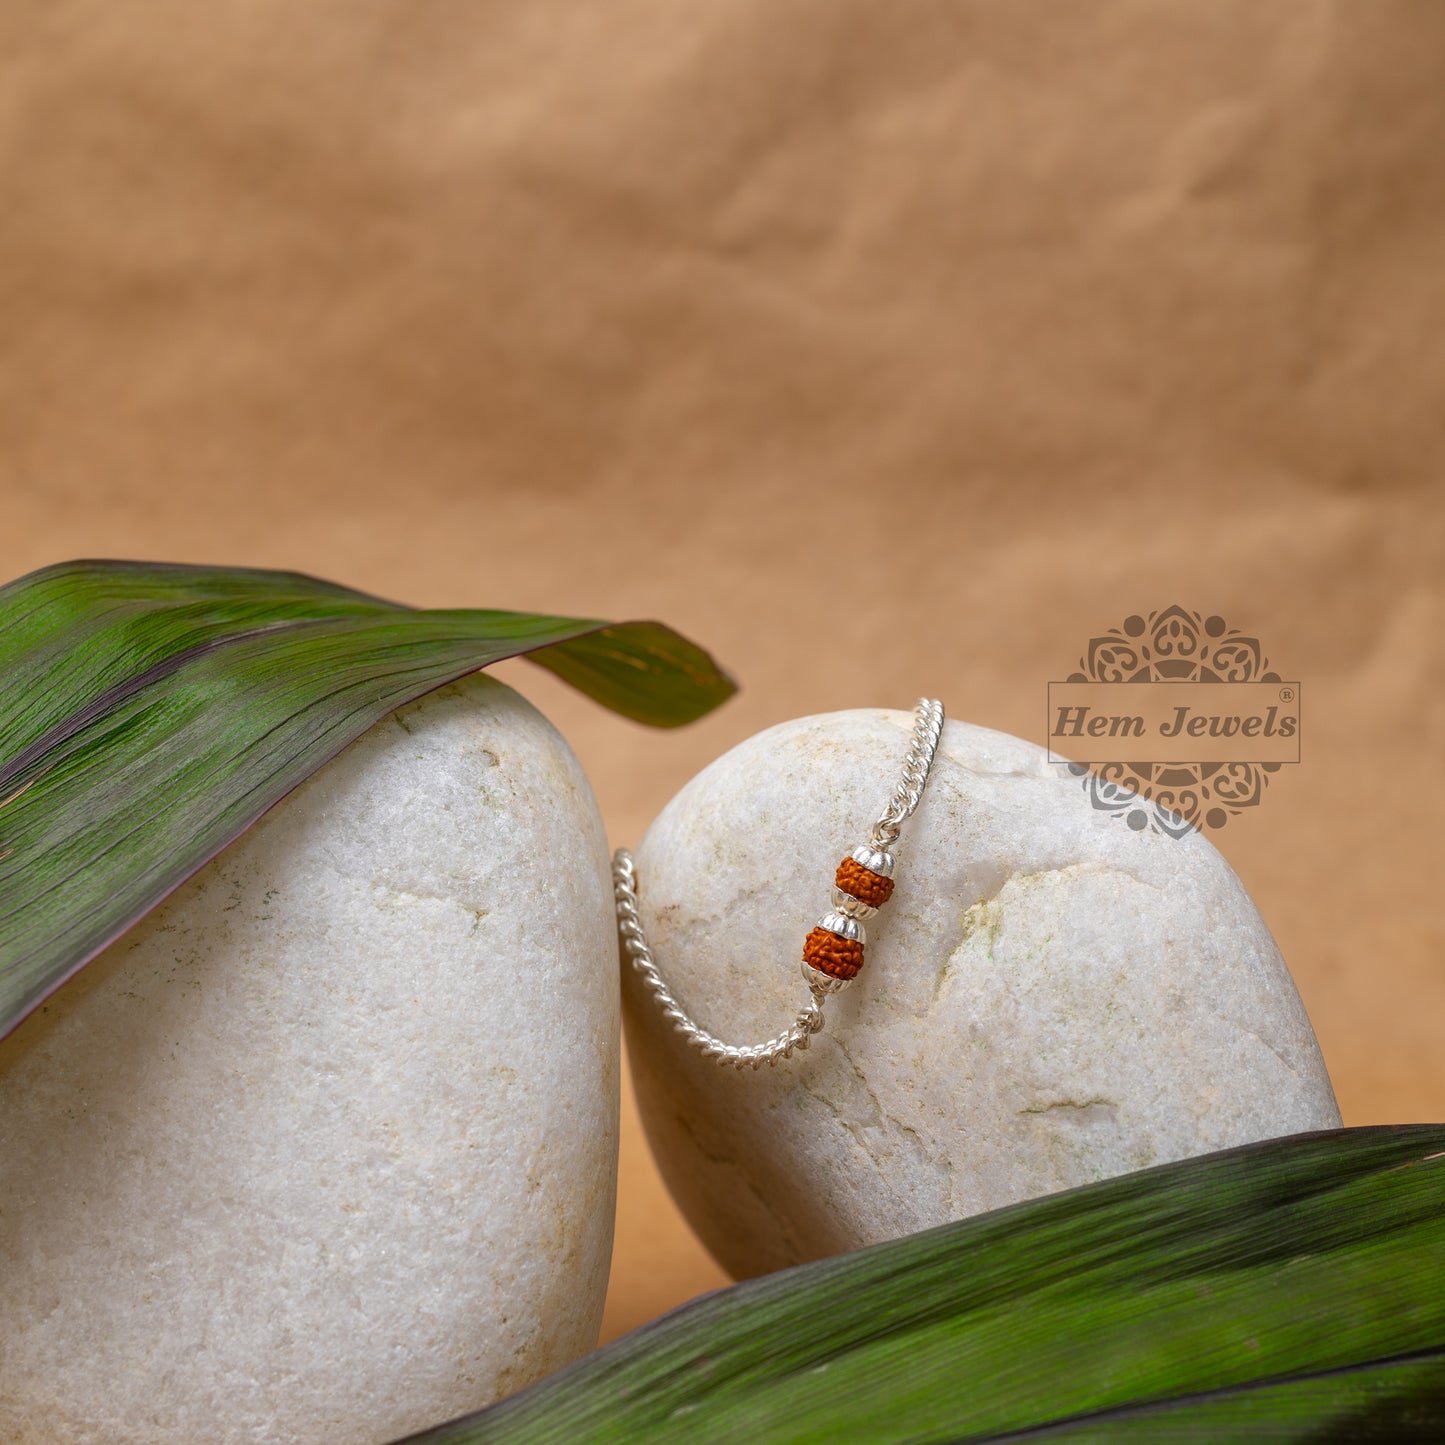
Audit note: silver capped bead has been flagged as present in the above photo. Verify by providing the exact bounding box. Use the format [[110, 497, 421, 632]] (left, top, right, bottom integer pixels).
[[849, 843, 895, 878], [817, 910, 865, 944], [831, 886, 878, 920], [801, 958, 853, 994]]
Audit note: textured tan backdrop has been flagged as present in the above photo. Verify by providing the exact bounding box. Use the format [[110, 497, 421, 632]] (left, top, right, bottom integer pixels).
[[2, 1, 1442, 1346]]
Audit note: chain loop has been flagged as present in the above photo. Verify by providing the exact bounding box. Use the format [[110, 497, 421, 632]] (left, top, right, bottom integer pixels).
[[613, 699, 945, 1069]]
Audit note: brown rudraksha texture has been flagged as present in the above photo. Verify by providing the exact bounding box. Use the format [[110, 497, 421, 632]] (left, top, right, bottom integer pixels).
[[802, 927, 865, 980], [835, 856, 895, 908]]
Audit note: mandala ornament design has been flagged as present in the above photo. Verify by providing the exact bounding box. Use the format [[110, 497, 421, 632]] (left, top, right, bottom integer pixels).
[[1065, 606, 1284, 837]]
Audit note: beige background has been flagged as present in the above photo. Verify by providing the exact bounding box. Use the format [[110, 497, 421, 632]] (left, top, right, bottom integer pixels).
[[2, 1, 1442, 1345]]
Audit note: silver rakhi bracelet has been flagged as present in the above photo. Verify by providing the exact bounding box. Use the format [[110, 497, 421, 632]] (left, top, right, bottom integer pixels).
[[612, 698, 945, 1070]]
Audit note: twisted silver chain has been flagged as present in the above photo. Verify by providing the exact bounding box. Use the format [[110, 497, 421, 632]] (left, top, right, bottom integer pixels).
[[870, 699, 945, 846], [613, 699, 945, 1070], [614, 849, 826, 1068]]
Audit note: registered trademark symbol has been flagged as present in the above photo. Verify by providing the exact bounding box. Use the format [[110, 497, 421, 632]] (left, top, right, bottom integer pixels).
[[1279, 687, 1294, 702]]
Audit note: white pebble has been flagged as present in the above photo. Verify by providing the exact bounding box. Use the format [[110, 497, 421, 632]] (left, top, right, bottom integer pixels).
[[0, 675, 618, 1444], [625, 709, 1340, 1280]]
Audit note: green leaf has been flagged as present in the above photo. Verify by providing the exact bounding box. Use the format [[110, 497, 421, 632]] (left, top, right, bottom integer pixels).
[[0, 559, 735, 1038], [395, 1126, 1445, 1444]]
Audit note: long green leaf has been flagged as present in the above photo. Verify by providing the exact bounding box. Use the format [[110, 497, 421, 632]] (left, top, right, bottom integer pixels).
[[397, 1126, 1445, 1444], [0, 559, 734, 1037]]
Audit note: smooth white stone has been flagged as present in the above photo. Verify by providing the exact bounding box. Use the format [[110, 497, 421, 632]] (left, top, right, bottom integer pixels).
[[0, 675, 619, 1445], [624, 709, 1340, 1281]]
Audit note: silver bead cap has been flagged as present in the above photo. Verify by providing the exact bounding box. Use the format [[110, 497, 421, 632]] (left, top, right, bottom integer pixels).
[[831, 886, 878, 920], [801, 959, 853, 994], [817, 910, 864, 944], [849, 844, 895, 878]]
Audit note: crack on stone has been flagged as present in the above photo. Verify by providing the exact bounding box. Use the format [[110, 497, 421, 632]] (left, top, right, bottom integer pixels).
[[1018, 1098, 1118, 1120], [1078, 860, 1168, 894], [830, 1036, 885, 1133], [942, 752, 1055, 781], [1226, 1018, 1301, 1080], [641, 879, 776, 937], [369, 882, 492, 925], [797, 1059, 879, 1174], [927, 949, 955, 1011], [920, 861, 1169, 1021], [670, 1106, 806, 1263], [897, 1117, 952, 1191], [831, 1036, 953, 1196], [964, 861, 1167, 905]]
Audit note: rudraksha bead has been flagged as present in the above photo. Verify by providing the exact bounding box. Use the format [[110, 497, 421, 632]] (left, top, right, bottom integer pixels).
[[802, 926, 865, 980], [835, 856, 895, 908]]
